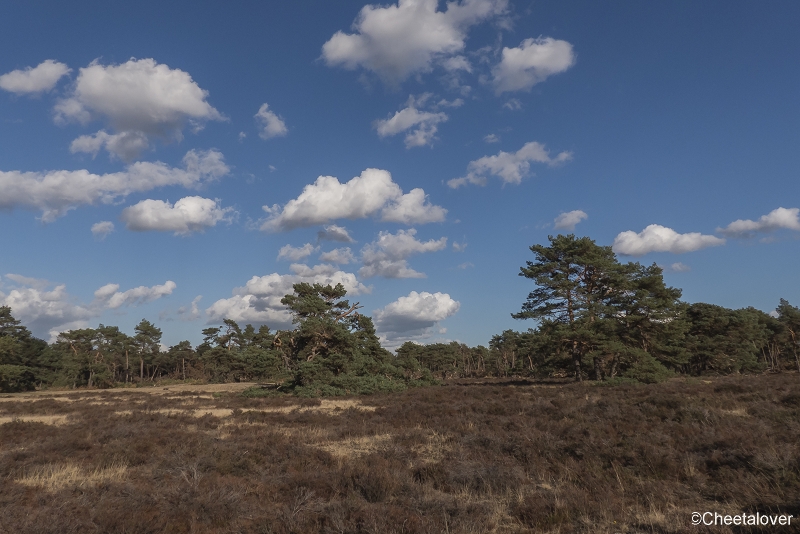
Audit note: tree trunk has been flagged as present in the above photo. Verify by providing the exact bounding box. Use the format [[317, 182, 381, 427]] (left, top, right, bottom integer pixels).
[[182, 358, 186, 381], [572, 340, 582, 382], [593, 355, 604, 381], [140, 357, 144, 381]]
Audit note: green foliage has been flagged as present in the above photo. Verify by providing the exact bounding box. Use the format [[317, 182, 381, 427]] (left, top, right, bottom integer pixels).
[[622, 353, 674, 384]]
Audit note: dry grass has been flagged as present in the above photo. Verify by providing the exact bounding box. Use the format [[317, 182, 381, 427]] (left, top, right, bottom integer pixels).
[[16, 462, 128, 490], [1, 374, 799, 533], [0, 414, 68, 425]]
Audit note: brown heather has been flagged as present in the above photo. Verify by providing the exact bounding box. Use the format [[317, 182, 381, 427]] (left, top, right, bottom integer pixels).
[[1, 374, 799, 533]]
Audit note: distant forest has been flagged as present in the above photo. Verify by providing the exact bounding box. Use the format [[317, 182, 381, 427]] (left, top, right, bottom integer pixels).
[[2, 235, 798, 394]]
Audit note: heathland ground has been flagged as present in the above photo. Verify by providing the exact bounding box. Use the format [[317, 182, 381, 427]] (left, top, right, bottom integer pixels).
[[1, 373, 799, 533]]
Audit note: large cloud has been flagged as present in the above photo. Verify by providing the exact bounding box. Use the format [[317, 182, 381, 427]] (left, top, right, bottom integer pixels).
[[448, 141, 572, 188], [55, 58, 224, 160], [492, 37, 575, 94], [359, 229, 447, 279], [0, 274, 175, 341], [717, 207, 800, 238], [373, 290, 460, 339], [0, 60, 71, 95], [553, 210, 587, 231], [205, 264, 370, 329], [121, 196, 234, 235], [0, 149, 229, 222], [254, 103, 288, 139], [374, 94, 448, 148], [261, 168, 446, 231], [321, 0, 507, 85], [613, 224, 725, 256]]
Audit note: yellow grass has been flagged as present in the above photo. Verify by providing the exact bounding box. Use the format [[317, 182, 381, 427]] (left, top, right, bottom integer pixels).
[[0, 415, 69, 425], [16, 462, 128, 490], [317, 433, 394, 459]]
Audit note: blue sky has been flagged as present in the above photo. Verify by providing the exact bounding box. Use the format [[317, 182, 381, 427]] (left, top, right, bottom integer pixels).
[[1, 0, 798, 348]]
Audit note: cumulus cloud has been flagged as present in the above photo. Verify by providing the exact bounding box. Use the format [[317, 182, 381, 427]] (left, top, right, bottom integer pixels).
[[373, 290, 460, 340], [0, 275, 174, 341], [254, 103, 288, 139], [492, 37, 575, 94], [93, 281, 176, 309], [91, 221, 115, 239], [277, 243, 319, 261], [205, 264, 370, 329], [319, 247, 355, 264], [120, 196, 234, 235], [448, 141, 572, 188], [70, 130, 149, 161], [359, 229, 447, 279], [374, 95, 448, 148], [261, 168, 446, 231], [54, 58, 224, 160], [317, 224, 355, 243], [321, 0, 508, 85], [717, 207, 800, 238], [612, 224, 725, 256], [553, 210, 587, 231], [0, 60, 71, 95], [484, 133, 500, 143], [0, 149, 229, 222]]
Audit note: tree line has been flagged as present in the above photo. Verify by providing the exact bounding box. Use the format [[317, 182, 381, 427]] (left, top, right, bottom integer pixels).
[[1, 234, 798, 393]]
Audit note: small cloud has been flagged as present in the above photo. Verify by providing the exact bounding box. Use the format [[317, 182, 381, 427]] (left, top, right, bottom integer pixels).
[[662, 262, 691, 273], [452, 241, 467, 252], [317, 224, 355, 243], [238, 132, 246, 142], [613, 225, 725, 256], [319, 247, 355, 264], [255, 102, 288, 139], [91, 221, 115, 240], [553, 210, 587, 231], [503, 99, 522, 111], [269, 165, 276, 172], [0, 60, 71, 95], [457, 262, 473, 269], [717, 207, 800, 238], [484, 133, 500, 144], [277, 243, 319, 262], [449, 141, 572, 188]]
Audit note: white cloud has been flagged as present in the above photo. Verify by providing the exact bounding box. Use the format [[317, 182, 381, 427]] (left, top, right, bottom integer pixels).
[[0, 60, 71, 95], [91, 221, 115, 239], [374, 95, 448, 148], [317, 224, 355, 243], [717, 207, 800, 238], [321, 0, 508, 85], [492, 37, 576, 94], [70, 130, 150, 161], [0, 275, 174, 341], [553, 210, 587, 231], [254, 102, 288, 139], [261, 168, 446, 231], [484, 133, 500, 143], [503, 98, 522, 110], [448, 141, 572, 188], [359, 229, 447, 279], [457, 262, 473, 269], [319, 247, 355, 264], [452, 241, 467, 252], [612, 224, 726, 256], [181, 296, 203, 321], [380, 188, 447, 224], [277, 243, 319, 261], [441, 56, 472, 73], [206, 263, 370, 329], [54, 58, 223, 160], [0, 149, 229, 222], [663, 262, 691, 273], [373, 290, 460, 339], [121, 196, 234, 235], [93, 280, 176, 309]]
